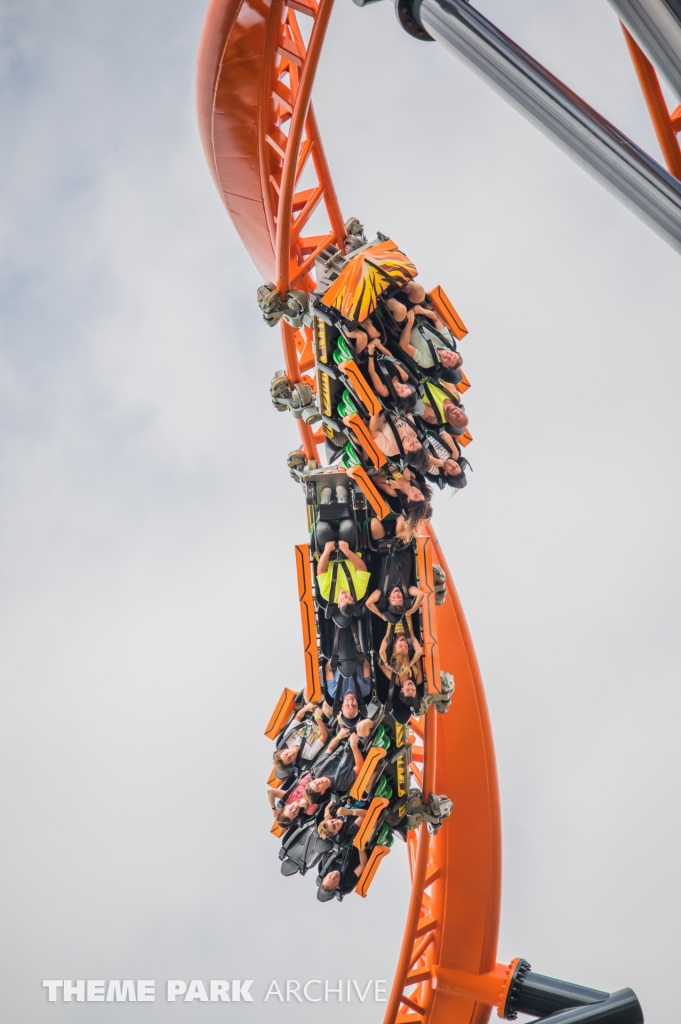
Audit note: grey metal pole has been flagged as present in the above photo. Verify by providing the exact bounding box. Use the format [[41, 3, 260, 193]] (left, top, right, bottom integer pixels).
[[607, 0, 681, 98], [404, 0, 681, 253]]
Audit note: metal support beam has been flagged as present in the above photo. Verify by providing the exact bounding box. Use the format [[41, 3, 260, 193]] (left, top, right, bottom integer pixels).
[[501, 962, 644, 1023], [402, 0, 681, 253], [607, 0, 681, 99]]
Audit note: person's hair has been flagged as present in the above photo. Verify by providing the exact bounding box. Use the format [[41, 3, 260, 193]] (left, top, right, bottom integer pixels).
[[445, 469, 467, 490], [387, 598, 404, 615], [274, 807, 297, 827], [304, 783, 320, 802], [318, 820, 335, 840], [319, 880, 336, 894], [399, 693, 420, 710], [273, 750, 288, 770], [401, 498, 433, 538], [395, 386, 418, 414], [405, 445, 430, 474], [390, 648, 411, 675], [338, 598, 355, 618]]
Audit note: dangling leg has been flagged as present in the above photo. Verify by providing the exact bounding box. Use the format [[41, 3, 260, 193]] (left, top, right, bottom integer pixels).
[[370, 517, 386, 541], [315, 520, 336, 553], [337, 517, 357, 550]]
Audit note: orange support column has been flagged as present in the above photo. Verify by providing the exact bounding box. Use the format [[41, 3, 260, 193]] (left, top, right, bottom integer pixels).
[[433, 959, 522, 1015]]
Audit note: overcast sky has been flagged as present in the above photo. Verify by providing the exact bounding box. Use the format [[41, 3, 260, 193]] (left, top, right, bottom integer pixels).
[[0, 0, 679, 1021]]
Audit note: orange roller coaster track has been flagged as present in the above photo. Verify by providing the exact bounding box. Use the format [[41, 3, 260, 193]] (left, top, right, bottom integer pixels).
[[196, 2, 653, 1021], [196, 3, 504, 1019]]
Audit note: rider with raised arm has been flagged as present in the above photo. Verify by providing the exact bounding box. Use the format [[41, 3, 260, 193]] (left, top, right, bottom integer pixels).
[[306, 727, 370, 802], [316, 845, 369, 902], [317, 799, 368, 841], [392, 300, 463, 376], [324, 690, 376, 737], [418, 380, 469, 434], [272, 703, 329, 775], [365, 513, 426, 625], [366, 340, 424, 416], [373, 471, 433, 540], [324, 656, 371, 705], [316, 538, 370, 617], [376, 625, 424, 722]]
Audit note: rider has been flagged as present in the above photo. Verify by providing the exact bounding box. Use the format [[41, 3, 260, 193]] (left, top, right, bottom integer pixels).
[[376, 628, 424, 723], [316, 531, 371, 681], [316, 539, 370, 615], [272, 703, 329, 775], [306, 729, 369, 799], [393, 302, 462, 376], [418, 380, 469, 434], [324, 657, 372, 705], [373, 471, 433, 540], [365, 516, 426, 625], [316, 845, 369, 902], [366, 340, 424, 417]]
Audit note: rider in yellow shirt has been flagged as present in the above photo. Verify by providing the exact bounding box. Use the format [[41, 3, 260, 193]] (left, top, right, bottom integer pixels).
[[316, 539, 371, 615]]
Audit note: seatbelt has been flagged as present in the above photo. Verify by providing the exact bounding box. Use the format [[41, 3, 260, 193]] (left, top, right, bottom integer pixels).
[[324, 559, 341, 620], [292, 725, 309, 771], [382, 551, 411, 602], [331, 659, 367, 717], [415, 317, 457, 371], [376, 356, 405, 408], [416, 319, 442, 370], [426, 432, 451, 462], [377, 355, 422, 406], [385, 611, 415, 662], [385, 673, 397, 714], [332, 846, 353, 901], [384, 413, 406, 458], [328, 549, 362, 672], [380, 555, 413, 626], [326, 553, 359, 605]]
